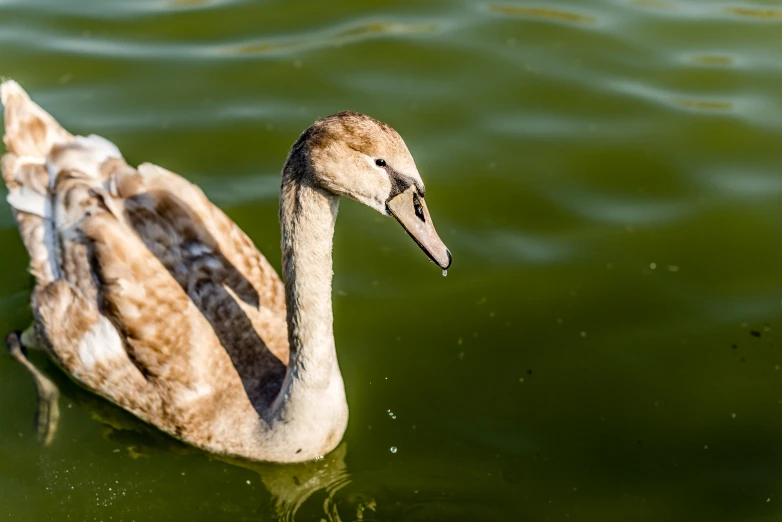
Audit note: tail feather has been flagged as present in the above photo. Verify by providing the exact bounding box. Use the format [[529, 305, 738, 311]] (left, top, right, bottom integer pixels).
[[1, 80, 72, 159], [1, 81, 122, 285]]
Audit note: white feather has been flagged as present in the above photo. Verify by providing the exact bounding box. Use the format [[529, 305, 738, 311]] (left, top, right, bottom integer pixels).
[[6, 186, 50, 218], [46, 134, 123, 186], [77, 315, 126, 370], [75, 134, 122, 160]]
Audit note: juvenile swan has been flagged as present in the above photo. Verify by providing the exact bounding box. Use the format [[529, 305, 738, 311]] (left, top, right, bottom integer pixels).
[[1, 81, 450, 463]]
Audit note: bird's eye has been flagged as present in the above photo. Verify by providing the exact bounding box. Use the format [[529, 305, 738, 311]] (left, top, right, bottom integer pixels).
[[375, 159, 387, 167], [413, 196, 425, 222]]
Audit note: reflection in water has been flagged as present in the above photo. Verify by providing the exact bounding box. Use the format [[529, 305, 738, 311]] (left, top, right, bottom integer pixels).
[[27, 363, 515, 521], [41, 359, 357, 521], [244, 444, 354, 522]]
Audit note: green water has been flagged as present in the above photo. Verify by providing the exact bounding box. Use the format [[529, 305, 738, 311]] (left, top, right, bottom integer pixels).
[[1, 0, 782, 520]]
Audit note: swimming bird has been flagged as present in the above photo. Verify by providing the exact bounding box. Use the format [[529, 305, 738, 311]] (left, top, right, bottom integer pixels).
[[1, 81, 450, 463]]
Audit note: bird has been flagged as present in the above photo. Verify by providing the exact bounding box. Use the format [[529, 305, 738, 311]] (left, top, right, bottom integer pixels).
[[0, 80, 451, 463]]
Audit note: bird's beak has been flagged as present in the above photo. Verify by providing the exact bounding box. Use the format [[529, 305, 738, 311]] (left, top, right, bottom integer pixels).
[[387, 186, 452, 270]]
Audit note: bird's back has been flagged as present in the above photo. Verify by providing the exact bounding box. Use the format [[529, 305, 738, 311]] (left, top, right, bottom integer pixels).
[[1, 81, 291, 459]]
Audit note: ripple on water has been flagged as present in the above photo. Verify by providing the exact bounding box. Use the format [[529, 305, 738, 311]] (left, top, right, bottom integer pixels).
[[548, 188, 692, 227], [489, 111, 651, 141], [697, 166, 782, 199], [5, 0, 246, 17], [725, 7, 782, 21], [0, 18, 438, 61], [673, 97, 733, 112], [272, 469, 352, 522], [628, 0, 674, 11], [488, 4, 596, 25], [608, 80, 736, 115], [228, 21, 438, 56], [624, 0, 782, 21], [457, 229, 575, 266], [166, 0, 212, 7], [688, 54, 735, 67]]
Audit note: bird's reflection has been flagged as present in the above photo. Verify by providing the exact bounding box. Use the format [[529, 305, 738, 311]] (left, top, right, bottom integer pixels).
[[21, 358, 519, 521], [29, 355, 365, 522], [234, 444, 354, 522]]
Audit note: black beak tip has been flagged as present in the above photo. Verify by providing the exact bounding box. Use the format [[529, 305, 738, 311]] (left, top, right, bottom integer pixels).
[[443, 249, 452, 270]]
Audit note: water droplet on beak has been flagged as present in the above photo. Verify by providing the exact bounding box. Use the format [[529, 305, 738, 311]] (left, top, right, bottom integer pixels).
[[442, 270, 448, 277]]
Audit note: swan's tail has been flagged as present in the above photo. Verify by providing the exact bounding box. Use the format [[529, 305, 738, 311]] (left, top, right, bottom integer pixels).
[[1, 80, 124, 283], [2, 81, 68, 283], [1, 80, 72, 160]]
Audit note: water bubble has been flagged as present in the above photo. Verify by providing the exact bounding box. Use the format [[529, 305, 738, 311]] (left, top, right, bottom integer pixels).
[[442, 270, 447, 277], [390, 446, 398, 454]]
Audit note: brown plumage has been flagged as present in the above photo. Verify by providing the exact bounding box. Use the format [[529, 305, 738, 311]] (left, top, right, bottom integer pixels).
[[1, 81, 450, 462]]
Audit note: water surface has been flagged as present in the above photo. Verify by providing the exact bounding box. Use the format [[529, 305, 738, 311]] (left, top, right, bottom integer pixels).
[[1, 0, 781, 520]]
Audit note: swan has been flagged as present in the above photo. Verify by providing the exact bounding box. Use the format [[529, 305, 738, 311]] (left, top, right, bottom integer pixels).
[[0, 80, 451, 463]]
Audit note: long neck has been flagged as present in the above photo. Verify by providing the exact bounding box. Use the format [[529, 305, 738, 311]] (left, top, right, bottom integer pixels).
[[280, 174, 340, 385], [268, 158, 347, 445]]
